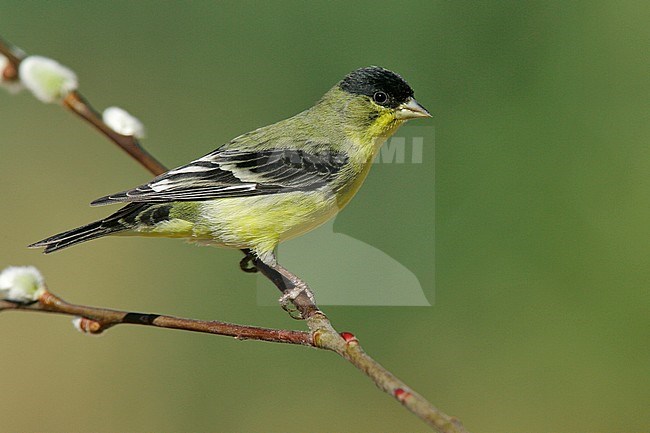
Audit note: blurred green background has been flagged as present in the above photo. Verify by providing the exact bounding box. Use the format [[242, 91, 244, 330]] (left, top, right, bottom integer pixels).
[[1, 1, 648, 432]]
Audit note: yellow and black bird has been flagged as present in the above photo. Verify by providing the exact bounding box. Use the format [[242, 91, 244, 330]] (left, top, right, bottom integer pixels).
[[30, 66, 431, 307]]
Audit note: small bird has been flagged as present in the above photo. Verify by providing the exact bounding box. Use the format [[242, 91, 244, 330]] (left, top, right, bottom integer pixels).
[[30, 66, 430, 306]]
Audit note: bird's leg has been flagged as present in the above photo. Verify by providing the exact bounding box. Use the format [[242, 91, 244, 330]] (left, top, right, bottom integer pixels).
[[251, 252, 318, 320], [239, 249, 258, 273]]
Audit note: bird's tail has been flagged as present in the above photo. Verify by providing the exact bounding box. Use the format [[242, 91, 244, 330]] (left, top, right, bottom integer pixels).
[[28, 203, 149, 254]]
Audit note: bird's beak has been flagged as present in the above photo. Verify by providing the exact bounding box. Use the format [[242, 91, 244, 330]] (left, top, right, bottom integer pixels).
[[395, 97, 432, 120]]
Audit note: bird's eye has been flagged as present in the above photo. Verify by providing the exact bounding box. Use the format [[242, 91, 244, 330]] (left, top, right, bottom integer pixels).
[[373, 91, 388, 104]]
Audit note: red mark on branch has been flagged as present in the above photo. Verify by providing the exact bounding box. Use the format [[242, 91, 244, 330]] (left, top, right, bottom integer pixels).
[[394, 388, 412, 403], [340, 332, 358, 343]]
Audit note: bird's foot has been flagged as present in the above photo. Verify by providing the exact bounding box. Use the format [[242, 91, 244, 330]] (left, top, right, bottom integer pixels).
[[239, 250, 258, 273], [279, 282, 315, 320]]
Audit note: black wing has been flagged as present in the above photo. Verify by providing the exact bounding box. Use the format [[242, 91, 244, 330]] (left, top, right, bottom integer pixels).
[[91, 149, 348, 205]]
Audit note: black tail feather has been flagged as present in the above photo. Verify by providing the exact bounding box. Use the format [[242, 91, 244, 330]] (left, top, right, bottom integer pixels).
[[29, 203, 148, 254], [28, 220, 121, 253]]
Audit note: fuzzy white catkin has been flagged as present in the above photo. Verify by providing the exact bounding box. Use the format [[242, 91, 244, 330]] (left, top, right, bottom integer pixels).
[[71, 317, 84, 332], [0, 266, 45, 303], [103, 106, 146, 138], [19, 55, 78, 103], [71, 317, 104, 337]]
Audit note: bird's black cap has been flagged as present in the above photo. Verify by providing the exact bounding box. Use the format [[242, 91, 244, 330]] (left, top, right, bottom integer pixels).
[[339, 66, 414, 109]]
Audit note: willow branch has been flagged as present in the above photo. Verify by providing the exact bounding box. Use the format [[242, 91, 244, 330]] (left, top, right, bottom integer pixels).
[[0, 289, 467, 433], [0, 36, 470, 433]]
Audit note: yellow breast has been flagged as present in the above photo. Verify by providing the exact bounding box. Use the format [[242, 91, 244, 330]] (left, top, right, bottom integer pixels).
[[193, 190, 339, 254]]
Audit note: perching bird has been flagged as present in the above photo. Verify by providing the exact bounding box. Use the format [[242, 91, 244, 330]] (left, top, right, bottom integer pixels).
[[30, 66, 430, 306]]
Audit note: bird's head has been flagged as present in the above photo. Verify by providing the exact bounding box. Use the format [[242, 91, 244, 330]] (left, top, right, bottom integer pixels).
[[332, 66, 431, 142]]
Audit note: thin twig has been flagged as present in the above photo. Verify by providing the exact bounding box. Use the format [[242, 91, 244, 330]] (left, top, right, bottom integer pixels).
[[62, 91, 167, 175], [0, 36, 22, 79], [0, 38, 167, 175], [0, 291, 312, 345], [1, 36, 470, 433]]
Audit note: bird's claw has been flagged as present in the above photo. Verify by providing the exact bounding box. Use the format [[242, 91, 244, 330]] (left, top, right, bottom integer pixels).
[[281, 302, 303, 320], [239, 253, 258, 273], [279, 283, 315, 320]]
